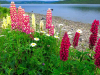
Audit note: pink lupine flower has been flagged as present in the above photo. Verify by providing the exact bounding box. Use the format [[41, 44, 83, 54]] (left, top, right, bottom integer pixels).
[[94, 38, 100, 68], [73, 32, 80, 48], [60, 32, 71, 61], [46, 8, 52, 29], [49, 25, 54, 36], [89, 20, 99, 50], [18, 6, 25, 30], [10, 1, 18, 30], [21, 14, 30, 34], [25, 15, 30, 34], [30, 27, 34, 34], [11, 22, 15, 30]]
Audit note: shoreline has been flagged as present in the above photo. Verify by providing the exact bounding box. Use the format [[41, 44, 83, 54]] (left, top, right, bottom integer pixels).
[[26, 12, 93, 51], [1, 12, 100, 51]]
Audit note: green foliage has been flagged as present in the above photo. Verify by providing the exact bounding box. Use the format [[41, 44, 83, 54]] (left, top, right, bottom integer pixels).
[[0, 26, 98, 75], [0, 6, 10, 19]]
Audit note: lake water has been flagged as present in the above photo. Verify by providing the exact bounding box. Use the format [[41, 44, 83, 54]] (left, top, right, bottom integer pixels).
[[1, 4, 100, 24]]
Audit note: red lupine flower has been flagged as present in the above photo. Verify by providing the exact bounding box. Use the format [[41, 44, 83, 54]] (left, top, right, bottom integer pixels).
[[89, 20, 99, 50], [90, 20, 99, 34], [60, 32, 71, 61], [94, 38, 100, 68], [73, 32, 80, 48], [89, 34, 97, 46]]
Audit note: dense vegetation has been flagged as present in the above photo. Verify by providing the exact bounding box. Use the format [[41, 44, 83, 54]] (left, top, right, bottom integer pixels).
[[54, 0, 100, 4], [0, 6, 10, 19], [0, 5, 100, 75], [0, 26, 100, 75]]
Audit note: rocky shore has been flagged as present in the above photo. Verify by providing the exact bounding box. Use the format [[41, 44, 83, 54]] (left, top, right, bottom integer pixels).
[[26, 12, 94, 51], [1, 12, 100, 51]]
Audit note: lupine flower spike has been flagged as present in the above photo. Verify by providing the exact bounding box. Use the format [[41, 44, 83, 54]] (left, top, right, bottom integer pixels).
[[73, 29, 82, 48], [60, 32, 71, 61], [46, 8, 52, 33], [6, 14, 11, 25], [94, 38, 100, 68], [89, 20, 99, 50], [10, 1, 18, 30], [40, 20, 44, 31], [32, 14, 36, 31], [2, 17, 7, 29], [18, 6, 25, 30], [54, 28, 56, 35], [49, 25, 54, 36]]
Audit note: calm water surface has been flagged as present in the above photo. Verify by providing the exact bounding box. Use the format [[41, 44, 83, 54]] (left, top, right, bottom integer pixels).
[[1, 4, 100, 24]]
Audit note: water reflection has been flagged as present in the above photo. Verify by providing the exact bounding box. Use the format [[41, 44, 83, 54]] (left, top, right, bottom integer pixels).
[[66, 4, 100, 12]]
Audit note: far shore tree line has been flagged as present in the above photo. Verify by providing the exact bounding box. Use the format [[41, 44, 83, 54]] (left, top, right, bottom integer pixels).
[[0, 0, 100, 4]]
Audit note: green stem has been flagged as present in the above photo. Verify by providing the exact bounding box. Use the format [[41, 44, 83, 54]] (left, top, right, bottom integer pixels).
[[48, 29, 49, 34]]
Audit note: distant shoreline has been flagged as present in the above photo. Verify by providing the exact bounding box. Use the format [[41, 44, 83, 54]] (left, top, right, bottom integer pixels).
[[0, 1, 100, 4], [1, 3, 100, 4]]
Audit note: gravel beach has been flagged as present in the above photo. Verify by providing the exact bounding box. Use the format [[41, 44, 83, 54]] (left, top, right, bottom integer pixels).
[[1, 12, 100, 51], [26, 12, 93, 51]]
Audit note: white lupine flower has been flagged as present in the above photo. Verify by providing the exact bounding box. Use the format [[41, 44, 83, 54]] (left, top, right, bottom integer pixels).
[[32, 14, 36, 31], [40, 20, 44, 31], [54, 28, 56, 34]]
